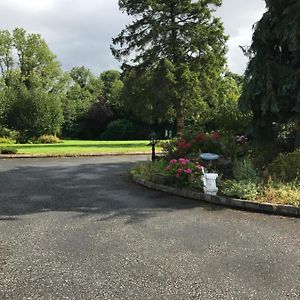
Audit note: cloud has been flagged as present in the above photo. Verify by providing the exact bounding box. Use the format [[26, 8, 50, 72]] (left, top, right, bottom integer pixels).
[[0, 0, 266, 75], [216, 0, 266, 73]]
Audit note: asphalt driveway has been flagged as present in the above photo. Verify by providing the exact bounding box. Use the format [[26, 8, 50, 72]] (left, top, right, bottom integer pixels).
[[0, 156, 299, 299]]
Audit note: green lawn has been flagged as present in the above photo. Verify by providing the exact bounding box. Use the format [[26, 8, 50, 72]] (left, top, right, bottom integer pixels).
[[2, 140, 161, 155]]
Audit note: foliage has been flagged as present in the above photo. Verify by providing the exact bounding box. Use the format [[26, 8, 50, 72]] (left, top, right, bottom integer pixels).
[[207, 99, 252, 134], [233, 158, 258, 182], [0, 127, 17, 139], [269, 150, 300, 182], [37, 135, 62, 144], [239, 0, 300, 149], [0, 137, 13, 144], [164, 158, 202, 187], [160, 139, 179, 161], [221, 134, 250, 160], [100, 70, 124, 109], [0, 146, 17, 154], [120, 67, 175, 125], [131, 158, 202, 188], [5, 86, 63, 142], [100, 119, 152, 140], [0, 28, 65, 140], [259, 181, 300, 207], [220, 180, 259, 200], [131, 160, 169, 183], [162, 130, 223, 159], [62, 66, 105, 138], [0, 28, 62, 90], [112, 0, 227, 134]]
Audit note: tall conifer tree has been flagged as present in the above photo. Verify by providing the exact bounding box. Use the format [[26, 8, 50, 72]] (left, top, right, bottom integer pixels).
[[240, 0, 300, 149], [111, 0, 227, 135]]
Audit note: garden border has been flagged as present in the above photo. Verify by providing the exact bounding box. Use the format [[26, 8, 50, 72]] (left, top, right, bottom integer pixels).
[[133, 177, 299, 217]]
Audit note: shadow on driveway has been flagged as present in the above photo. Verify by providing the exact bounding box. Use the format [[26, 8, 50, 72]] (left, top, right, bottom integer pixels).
[[0, 160, 224, 224]]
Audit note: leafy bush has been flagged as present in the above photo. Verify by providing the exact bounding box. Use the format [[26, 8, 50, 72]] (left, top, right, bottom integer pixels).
[[221, 134, 250, 160], [131, 160, 169, 183], [5, 87, 63, 141], [233, 158, 258, 182], [220, 180, 259, 200], [0, 127, 17, 139], [206, 100, 252, 135], [0, 137, 14, 144], [37, 135, 62, 144], [160, 139, 178, 160], [162, 130, 224, 160], [269, 150, 300, 181], [100, 119, 152, 140], [131, 158, 203, 188], [259, 182, 300, 207], [164, 158, 202, 187], [0, 147, 17, 154]]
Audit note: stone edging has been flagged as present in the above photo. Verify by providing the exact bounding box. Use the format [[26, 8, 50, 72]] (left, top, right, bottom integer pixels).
[[0, 152, 154, 159], [133, 177, 299, 218]]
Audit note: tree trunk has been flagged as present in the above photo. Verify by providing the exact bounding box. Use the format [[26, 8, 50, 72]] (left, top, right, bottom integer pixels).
[[176, 101, 184, 137], [295, 121, 300, 150]]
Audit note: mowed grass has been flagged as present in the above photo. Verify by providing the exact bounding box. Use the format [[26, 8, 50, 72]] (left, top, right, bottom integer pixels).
[[2, 140, 161, 155]]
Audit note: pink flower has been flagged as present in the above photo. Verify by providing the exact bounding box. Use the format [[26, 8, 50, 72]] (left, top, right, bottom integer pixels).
[[178, 158, 190, 163], [170, 159, 177, 165], [184, 168, 192, 174], [165, 166, 171, 171], [176, 168, 183, 174], [175, 174, 180, 178]]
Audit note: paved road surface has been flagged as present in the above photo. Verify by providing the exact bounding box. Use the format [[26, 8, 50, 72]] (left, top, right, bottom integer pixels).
[[0, 156, 299, 299]]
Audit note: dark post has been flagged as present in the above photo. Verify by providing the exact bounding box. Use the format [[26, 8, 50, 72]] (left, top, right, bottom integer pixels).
[[149, 132, 157, 162]]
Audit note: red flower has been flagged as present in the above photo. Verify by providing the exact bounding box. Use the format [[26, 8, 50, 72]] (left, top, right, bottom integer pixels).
[[196, 133, 206, 142], [177, 139, 187, 148], [211, 131, 221, 141]]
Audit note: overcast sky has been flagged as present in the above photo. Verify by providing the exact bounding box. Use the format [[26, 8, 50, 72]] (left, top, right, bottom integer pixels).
[[0, 0, 266, 75]]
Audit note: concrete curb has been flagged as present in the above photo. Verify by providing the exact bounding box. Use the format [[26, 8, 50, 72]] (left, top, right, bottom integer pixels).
[[133, 177, 299, 218], [0, 152, 155, 159]]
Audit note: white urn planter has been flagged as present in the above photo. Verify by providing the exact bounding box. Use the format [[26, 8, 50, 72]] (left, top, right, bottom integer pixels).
[[202, 172, 218, 196]]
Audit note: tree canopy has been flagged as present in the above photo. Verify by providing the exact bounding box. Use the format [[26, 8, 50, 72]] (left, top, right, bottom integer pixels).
[[0, 28, 64, 140], [112, 0, 227, 135], [240, 0, 300, 148]]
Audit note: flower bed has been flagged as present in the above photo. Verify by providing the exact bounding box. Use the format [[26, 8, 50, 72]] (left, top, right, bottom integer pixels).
[[132, 129, 300, 208]]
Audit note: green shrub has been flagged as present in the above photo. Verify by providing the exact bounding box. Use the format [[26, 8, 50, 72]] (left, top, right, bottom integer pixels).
[[131, 160, 169, 183], [162, 130, 224, 160], [203, 99, 252, 135], [0, 137, 14, 144], [0, 127, 18, 139], [221, 180, 259, 200], [101, 119, 152, 140], [0, 147, 17, 154], [233, 158, 258, 182], [269, 150, 300, 181], [164, 158, 202, 187], [37, 135, 62, 144], [131, 158, 203, 188], [259, 182, 300, 207], [221, 134, 250, 160]]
